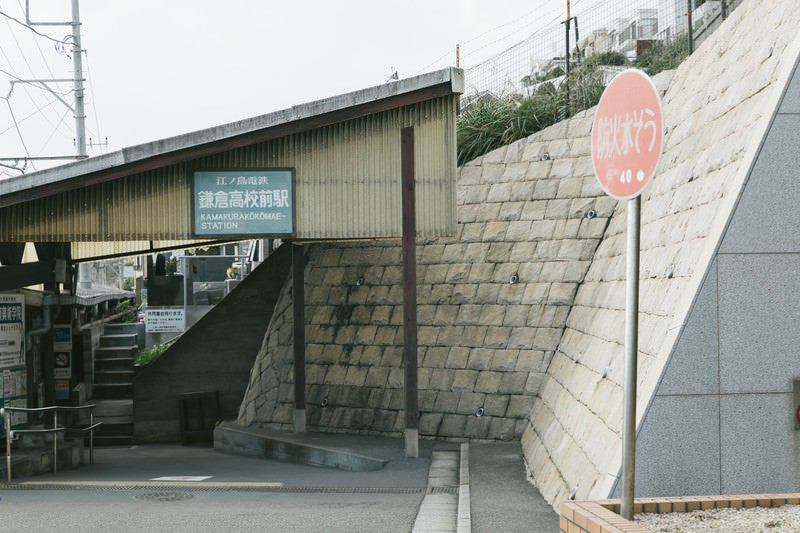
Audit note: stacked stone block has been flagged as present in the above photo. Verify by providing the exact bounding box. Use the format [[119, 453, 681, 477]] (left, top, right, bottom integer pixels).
[[237, 108, 614, 440]]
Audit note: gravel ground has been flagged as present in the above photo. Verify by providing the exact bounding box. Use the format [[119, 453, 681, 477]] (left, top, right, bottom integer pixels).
[[636, 504, 800, 532]]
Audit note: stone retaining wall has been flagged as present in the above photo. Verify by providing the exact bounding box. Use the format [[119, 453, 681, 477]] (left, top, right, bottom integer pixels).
[[237, 108, 615, 440], [236, 0, 800, 513]]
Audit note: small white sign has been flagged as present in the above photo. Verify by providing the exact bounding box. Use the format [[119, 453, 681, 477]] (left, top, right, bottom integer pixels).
[[0, 293, 24, 370], [145, 308, 186, 333]]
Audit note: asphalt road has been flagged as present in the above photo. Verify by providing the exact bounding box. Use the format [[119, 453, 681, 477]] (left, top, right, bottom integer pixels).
[[0, 438, 560, 532], [0, 442, 433, 533], [0, 488, 422, 533]]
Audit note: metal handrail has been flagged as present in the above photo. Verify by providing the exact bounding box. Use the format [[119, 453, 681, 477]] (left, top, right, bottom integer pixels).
[[1, 404, 103, 481]]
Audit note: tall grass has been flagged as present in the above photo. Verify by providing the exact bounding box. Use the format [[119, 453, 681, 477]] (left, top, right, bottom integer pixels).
[[457, 37, 689, 165], [635, 35, 689, 76]]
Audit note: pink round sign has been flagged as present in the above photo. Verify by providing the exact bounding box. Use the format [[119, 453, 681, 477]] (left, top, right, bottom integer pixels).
[[591, 69, 664, 200]]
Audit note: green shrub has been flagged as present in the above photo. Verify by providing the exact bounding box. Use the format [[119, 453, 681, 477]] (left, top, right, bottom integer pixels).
[[112, 300, 138, 323], [634, 34, 689, 76], [585, 51, 627, 68], [134, 339, 176, 367]]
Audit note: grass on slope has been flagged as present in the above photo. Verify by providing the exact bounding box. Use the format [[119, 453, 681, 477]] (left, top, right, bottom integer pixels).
[[457, 35, 689, 165]]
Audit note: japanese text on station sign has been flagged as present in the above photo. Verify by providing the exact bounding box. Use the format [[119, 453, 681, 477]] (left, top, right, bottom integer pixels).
[[193, 170, 294, 236]]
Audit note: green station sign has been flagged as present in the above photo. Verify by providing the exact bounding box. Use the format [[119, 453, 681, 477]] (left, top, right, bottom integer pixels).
[[192, 169, 295, 237]]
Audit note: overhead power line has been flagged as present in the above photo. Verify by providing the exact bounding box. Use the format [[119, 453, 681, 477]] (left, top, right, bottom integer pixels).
[[0, 8, 66, 46], [3, 97, 33, 164]]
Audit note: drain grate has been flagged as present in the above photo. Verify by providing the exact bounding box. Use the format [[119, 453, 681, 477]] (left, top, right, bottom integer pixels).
[[427, 486, 459, 495], [288, 486, 425, 494], [134, 492, 195, 502]]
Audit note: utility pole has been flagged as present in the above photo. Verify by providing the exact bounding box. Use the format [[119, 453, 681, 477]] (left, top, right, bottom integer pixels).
[[0, 0, 90, 163], [1, 1, 110, 170], [71, 0, 86, 157], [23, 0, 89, 296]]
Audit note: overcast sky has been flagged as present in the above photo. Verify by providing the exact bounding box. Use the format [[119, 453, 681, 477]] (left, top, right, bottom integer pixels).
[[0, 0, 591, 175]]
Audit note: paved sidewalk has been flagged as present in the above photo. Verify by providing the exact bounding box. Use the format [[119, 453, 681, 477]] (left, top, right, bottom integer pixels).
[[469, 441, 560, 533], [1, 435, 559, 532]]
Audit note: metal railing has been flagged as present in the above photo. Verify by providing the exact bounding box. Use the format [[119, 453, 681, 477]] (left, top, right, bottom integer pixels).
[[1, 404, 103, 481]]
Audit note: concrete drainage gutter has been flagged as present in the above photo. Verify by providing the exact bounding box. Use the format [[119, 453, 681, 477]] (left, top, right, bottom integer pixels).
[[412, 442, 470, 532], [458, 442, 471, 532]]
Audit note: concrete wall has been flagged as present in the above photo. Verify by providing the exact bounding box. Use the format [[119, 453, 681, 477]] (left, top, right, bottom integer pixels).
[[524, 0, 800, 506], [632, 53, 800, 497], [134, 245, 292, 443]]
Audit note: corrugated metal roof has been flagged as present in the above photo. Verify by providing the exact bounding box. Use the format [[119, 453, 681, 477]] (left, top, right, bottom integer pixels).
[[0, 68, 462, 260]]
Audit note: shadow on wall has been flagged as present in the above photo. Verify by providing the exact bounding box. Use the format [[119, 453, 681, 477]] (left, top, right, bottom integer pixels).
[[132, 244, 293, 443]]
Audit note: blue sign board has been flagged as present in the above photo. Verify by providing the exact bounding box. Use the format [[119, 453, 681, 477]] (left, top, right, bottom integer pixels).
[[192, 169, 295, 236]]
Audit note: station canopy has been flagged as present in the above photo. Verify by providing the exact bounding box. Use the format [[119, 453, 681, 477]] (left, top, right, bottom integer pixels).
[[0, 68, 463, 263]]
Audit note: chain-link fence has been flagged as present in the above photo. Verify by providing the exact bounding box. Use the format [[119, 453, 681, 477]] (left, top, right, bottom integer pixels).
[[463, 0, 740, 100]]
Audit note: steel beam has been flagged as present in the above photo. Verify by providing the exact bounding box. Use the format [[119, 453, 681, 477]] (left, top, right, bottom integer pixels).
[[292, 242, 306, 432], [401, 126, 419, 458]]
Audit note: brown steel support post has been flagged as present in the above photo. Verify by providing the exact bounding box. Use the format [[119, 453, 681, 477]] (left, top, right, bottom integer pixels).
[[401, 126, 419, 458], [292, 242, 307, 432]]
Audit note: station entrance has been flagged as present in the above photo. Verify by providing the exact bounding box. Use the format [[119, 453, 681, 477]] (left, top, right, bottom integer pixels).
[[0, 68, 462, 475]]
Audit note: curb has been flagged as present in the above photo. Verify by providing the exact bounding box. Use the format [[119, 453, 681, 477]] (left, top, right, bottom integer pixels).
[[213, 422, 388, 471], [457, 442, 471, 533], [411, 446, 461, 532]]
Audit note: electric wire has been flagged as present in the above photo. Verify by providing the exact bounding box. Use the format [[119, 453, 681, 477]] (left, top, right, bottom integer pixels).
[[0, 64, 24, 85], [4, 13, 40, 79], [0, 2, 80, 164], [0, 65, 74, 143], [3, 97, 34, 170], [0, 160, 26, 172], [83, 49, 106, 154], [16, 0, 58, 81], [34, 104, 70, 156], [418, 0, 589, 75], [0, 7, 67, 46], [460, 13, 564, 71], [416, 8, 542, 74], [0, 93, 63, 136], [0, 65, 71, 97], [3, 13, 63, 135], [0, 26, 22, 85]]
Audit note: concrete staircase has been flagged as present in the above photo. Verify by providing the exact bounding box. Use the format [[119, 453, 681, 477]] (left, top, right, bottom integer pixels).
[[92, 323, 139, 446]]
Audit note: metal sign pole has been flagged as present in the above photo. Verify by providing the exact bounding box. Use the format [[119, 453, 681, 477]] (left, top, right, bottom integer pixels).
[[621, 196, 640, 520], [591, 69, 662, 520]]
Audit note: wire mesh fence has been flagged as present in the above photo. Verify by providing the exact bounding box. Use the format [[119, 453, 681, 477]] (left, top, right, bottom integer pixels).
[[463, 0, 740, 101]]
